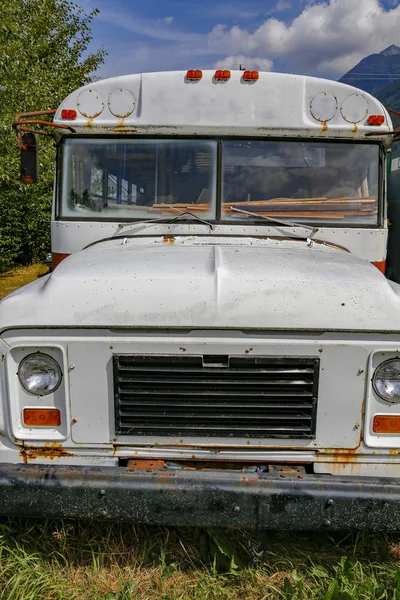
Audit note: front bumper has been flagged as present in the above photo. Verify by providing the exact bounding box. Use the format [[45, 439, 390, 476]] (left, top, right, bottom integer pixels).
[[2, 463, 400, 530]]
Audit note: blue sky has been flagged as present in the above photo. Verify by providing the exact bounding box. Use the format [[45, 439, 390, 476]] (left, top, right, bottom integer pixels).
[[79, 0, 400, 80]]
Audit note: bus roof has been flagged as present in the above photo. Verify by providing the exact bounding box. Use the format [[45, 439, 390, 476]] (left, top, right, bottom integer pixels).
[[54, 70, 392, 143]]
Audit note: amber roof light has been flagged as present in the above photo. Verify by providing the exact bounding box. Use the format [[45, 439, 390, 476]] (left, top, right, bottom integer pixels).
[[215, 70, 231, 80], [243, 71, 259, 81], [186, 70, 202, 81]]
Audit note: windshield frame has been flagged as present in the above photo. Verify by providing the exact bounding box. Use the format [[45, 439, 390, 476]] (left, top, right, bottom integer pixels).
[[56, 135, 385, 228]]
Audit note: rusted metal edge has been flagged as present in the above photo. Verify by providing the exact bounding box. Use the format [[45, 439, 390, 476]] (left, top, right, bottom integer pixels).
[[12, 110, 74, 149], [1, 464, 400, 530], [365, 129, 400, 137]]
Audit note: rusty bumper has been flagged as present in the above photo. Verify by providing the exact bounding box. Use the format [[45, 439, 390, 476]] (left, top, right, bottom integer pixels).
[[1, 463, 400, 530]]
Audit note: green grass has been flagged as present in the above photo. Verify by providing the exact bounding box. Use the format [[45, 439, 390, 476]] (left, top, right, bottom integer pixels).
[[0, 264, 49, 300], [0, 520, 400, 599]]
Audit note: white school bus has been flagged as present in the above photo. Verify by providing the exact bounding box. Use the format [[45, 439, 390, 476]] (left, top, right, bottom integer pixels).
[[1, 69, 400, 530]]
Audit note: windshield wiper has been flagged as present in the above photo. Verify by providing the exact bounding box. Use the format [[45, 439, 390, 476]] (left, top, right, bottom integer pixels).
[[159, 204, 215, 229], [229, 206, 318, 240], [113, 205, 214, 235], [84, 210, 214, 250], [228, 206, 350, 252]]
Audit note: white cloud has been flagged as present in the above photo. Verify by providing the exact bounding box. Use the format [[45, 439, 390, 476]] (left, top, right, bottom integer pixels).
[[82, 0, 399, 79], [97, 41, 217, 79], [86, 2, 203, 44], [209, 0, 400, 75], [265, 0, 291, 16], [215, 54, 273, 71]]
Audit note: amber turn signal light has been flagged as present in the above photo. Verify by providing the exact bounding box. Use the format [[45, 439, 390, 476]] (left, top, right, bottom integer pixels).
[[23, 408, 61, 427], [373, 415, 400, 434]]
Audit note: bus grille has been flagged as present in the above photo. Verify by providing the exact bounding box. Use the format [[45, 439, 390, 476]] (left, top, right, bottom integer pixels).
[[113, 355, 319, 439]]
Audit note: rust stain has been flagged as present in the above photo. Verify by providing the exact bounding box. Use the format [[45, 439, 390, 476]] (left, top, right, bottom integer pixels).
[[163, 236, 175, 244], [179, 347, 187, 352], [360, 398, 366, 425], [1, 354, 5, 363], [241, 476, 259, 483], [269, 464, 305, 476], [353, 124, 358, 134], [71, 418, 78, 426], [156, 471, 176, 478], [19, 442, 73, 464], [389, 449, 400, 455], [323, 462, 357, 476], [112, 128, 137, 134], [321, 121, 328, 132], [81, 108, 103, 120], [318, 348, 323, 354], [86, 118, 94, 128], [245, 347, 254, 354], [112, 119, 138, 135], [128, 459, 165, 471], [321, 442, 362, 465]]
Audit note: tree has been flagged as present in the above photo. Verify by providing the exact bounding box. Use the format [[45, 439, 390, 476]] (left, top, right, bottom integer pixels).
[[0, 0, 106, 270]]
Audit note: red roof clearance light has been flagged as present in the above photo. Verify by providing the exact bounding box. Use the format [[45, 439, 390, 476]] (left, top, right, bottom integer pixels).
[[367, 115, 385, 126], [186, 70, 202, 81], [61, 109, 77, 120], [242, 70, 259, 81], [215, 70, 231, 80]]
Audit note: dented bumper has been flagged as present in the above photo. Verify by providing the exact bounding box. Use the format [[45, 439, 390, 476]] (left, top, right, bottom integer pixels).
[[1, 463, 400, 530]]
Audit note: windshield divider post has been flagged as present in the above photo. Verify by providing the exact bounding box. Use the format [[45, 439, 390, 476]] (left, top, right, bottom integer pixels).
[[216, 140, 223, 221]]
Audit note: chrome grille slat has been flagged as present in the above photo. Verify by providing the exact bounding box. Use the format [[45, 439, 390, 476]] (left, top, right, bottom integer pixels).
[[114, 355, 319, 439]]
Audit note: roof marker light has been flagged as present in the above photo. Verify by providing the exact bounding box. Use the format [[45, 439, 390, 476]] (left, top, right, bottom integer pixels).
[[367, 115, 385, 126], [215, 69, 231, 80], [243, 70, 259, 81], [61, 109, 77, 120], [186, 70, 202, 81]]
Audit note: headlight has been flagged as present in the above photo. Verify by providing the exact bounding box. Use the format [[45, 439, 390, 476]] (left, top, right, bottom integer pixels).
[[372, 358, 400, 403], [18, 353, 62, 396]]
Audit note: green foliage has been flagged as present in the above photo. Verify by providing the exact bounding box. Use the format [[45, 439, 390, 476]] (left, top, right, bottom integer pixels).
[[0, 521, 400, 599], [206, 527, 246, 572], [0, 0, 106, 271], [376, 80, 400, 113]]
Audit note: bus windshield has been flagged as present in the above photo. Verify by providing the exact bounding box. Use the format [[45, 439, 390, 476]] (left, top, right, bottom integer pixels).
[[59, 138, 380, 225]]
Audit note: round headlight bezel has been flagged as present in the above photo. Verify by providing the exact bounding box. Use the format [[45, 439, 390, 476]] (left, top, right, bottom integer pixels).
[[18, 352, 63, 396], [372, 358, 400, 403]]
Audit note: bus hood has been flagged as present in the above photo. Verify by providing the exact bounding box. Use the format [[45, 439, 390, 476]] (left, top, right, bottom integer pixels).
[[1, 236, 400, 332]]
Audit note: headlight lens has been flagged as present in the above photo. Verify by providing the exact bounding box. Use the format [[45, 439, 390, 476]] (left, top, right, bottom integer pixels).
[[18, 353, 62, 396], [372, 358, 400, 403]]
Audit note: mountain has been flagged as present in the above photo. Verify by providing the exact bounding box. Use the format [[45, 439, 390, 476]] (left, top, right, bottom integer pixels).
[[375, 78, 400, 113], [339, 45, 400, 95]]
